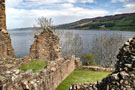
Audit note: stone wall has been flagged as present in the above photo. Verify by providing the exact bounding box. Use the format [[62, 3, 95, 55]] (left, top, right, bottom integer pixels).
[[0, 31, 15, 60], [0, 56, 76, 90], [80, 66, 114, 72], [0, 0, 15, 60], [0, 2, 76, 89], [29, 29, 61, 61], [69, 37, 135, 90], [0, 0, 6, 30]]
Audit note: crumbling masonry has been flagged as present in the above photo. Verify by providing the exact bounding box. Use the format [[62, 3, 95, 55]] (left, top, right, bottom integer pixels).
[[0, 0, 6, 30], [29, 29, 62, 61], [0, 0, 15, 60]]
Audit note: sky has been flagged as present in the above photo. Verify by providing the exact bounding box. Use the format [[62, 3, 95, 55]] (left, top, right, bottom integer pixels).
[[6, 0, 135, 29]]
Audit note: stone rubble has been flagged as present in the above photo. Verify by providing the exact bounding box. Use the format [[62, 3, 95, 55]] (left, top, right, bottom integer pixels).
[[80, 66, 114, 72]]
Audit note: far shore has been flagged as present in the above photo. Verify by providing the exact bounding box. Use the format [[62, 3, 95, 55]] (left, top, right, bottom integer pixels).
[[8, 27, 135, 32]]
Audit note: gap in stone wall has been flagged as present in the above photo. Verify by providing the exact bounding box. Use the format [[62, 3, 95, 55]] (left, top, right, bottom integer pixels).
[[8, 29, 35, 58]]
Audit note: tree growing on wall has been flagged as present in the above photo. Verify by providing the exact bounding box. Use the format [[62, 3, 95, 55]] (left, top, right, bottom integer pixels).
[[33, 17, 55, 35]]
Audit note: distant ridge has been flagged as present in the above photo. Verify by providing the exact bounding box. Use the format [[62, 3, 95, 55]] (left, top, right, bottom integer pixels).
[[8, 27, 33, 31], [57, 13, 135, 31]]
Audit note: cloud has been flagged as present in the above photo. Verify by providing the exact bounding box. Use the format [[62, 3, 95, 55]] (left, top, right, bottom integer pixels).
[[124, 3, 135, 8], [114, 3, 135, 14], [5, 0, 97, 29], [6, 0, 22, 7], [8, 0, 94, 6], [79, 0, 94, 3], [6, 3, 108, 29], [112, 0, 134, 3], [6, 8, 36, 28], [61, 3, 74, 8], [6, 0, 135, 29]]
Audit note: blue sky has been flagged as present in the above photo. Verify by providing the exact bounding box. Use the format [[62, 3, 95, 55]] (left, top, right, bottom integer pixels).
[[6, 0, 135, 29]]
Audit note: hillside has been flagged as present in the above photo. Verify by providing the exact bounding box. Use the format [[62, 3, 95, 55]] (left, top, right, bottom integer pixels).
[[8, 27, 33, 31], [57, 13, 135, 31]]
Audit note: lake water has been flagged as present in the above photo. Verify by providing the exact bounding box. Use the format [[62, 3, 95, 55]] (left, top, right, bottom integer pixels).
[[8, 29, 135, 58]]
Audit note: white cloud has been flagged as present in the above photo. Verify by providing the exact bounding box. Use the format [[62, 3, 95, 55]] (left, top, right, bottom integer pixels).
[[6, 8, 36, 28], [9, 0, 94, 6], [61, 3, 74, 8], [124, 3, 135, 8], [67, 0, 77, 3], [6, 0, 22, 7], [80, 0, 94, 3], [6, 0, 94, 9], [114, 3, 135, 14], [6, 4, 108, 29], [112, 0, 134, 3]]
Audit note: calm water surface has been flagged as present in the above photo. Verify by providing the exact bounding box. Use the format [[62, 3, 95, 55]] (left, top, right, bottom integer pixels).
[[8, 29, 135, 58]]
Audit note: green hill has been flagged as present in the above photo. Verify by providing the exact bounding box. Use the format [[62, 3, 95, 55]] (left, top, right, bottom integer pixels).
[[57, 13, 135, 31]]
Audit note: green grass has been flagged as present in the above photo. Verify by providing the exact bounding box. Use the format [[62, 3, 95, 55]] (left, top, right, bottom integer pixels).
[[58, 15, 135, 31], [19, 60, 47, 72], [56, 70, 111, 90]]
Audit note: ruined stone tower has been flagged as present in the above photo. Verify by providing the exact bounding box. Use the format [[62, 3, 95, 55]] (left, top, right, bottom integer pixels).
[[0, 0, 15, 59], [0, 0, 6, 30]]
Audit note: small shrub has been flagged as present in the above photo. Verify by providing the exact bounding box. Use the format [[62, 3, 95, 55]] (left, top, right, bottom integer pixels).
[[81, 54, 96, 66], [19, 60, 47, 72]]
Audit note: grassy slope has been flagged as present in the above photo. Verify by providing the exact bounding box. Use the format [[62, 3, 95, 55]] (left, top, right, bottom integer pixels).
[[19, 60, 47, 72], [75, 17, 135, 30], [56, 70, 111, 90], [57, 13, 135, 31]]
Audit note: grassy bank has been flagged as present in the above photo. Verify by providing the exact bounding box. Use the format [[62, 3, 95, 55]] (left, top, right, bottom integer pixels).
[[56, 70, 111, 90], [19, 60, 47, 72]]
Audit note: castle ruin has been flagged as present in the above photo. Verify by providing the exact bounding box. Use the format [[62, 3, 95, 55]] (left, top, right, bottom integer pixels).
[[0, 0, 6, 30], [0, 0, 135, 90], [0, 0, 15, 60]]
